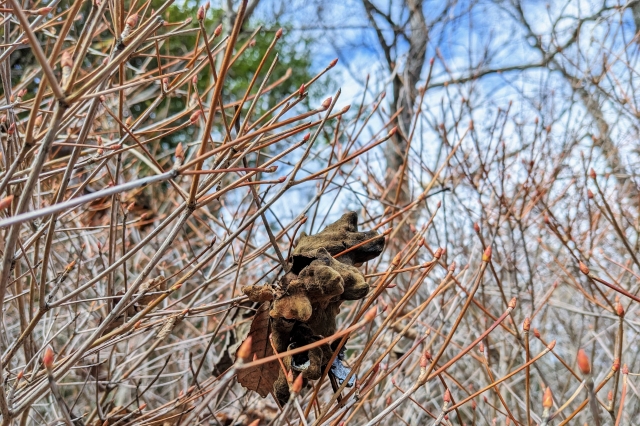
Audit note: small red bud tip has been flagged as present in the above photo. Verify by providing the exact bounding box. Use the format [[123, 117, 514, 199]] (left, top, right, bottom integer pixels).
[[616, 302, 624, 317], [364, 306, 377, 322], [275, 28, 283, 39], [205, 1, 210, 10], [523, 317, 531, 331], [302, 133, 310, 141], [237, 336, 252, 361], [482, 246, 492, 262], [547, 340, 556, 350], [134, 320, 142, 329], [341, 105, 351, 113], [471, 400, 477, 410], [434, 247, 443, 258], [542, 386, 553, 408], [577, 349, 590, 375], [286, 369, 294, 384], [249, 39, 256, 47], [197, 6, 205, 20], [622, 364, 629, 374], [589, 168, 596, 179], [613, 358, 620, 371], [479, 342, 484, 353], [448, 261, 456, 271], [126, 13, 139, 28], [329, 58, 338, 68], [43, 346, 55, 369], [473, 222, 480, 233], [321, 97, 332, 109], [0, 195, 14, 212], [607, 390, 613, 401], [214, 24, 222, 36], [437, 200, 441, 208], [444, 389, 451, 403], [247, 420, 260, 426], [533, 328, 540, 338], [189, 110, 202, 124], [508, 297, 517, 309], [16, 371, 23, 380], [388, 126, 398, 136], [579, 262, 589, 275], [298, 83, 305, 97], [125, 116, 133, 127], [469, 120, 474, 130], [191, 75, 198, 85], [587, 189, 594, 199], [292, 372, 303, 393]]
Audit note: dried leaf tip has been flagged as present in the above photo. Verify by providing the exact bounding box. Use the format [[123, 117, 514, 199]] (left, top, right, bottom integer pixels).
[[482, 246, 492, 262], [0, 195, 14, 211], [43, 346, 55, 370], [275, 28, 283, 39], [577, 349, 591, 375], [579, 262, 589, 275], [542, 387, 553, 408], [508, 297, 517, 309], [237, 337, 252, 362], [292, 372, 303, 393]]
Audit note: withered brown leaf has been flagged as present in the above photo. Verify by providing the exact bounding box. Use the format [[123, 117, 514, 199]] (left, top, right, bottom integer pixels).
[[235, 302, 280, 397]]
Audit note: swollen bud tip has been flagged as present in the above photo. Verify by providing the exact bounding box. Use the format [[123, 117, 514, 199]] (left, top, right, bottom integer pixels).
[[577, 349, 591, 375], [237, 337, 252, 361], [482, 246, 492, 262], [364, 306, 377, 322], [275, 28, 283, 39], [542, 386, 553, 408], [43, 346, 55, 369], [579, 262, 589, 275], [292, 372, 303, 393]]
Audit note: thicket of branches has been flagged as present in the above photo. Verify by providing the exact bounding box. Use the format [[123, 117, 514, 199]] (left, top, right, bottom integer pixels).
[[0, 0, 639, 425]]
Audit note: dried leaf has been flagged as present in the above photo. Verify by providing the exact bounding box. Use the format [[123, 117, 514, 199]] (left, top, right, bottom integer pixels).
[[236, 302, 280, 397]]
